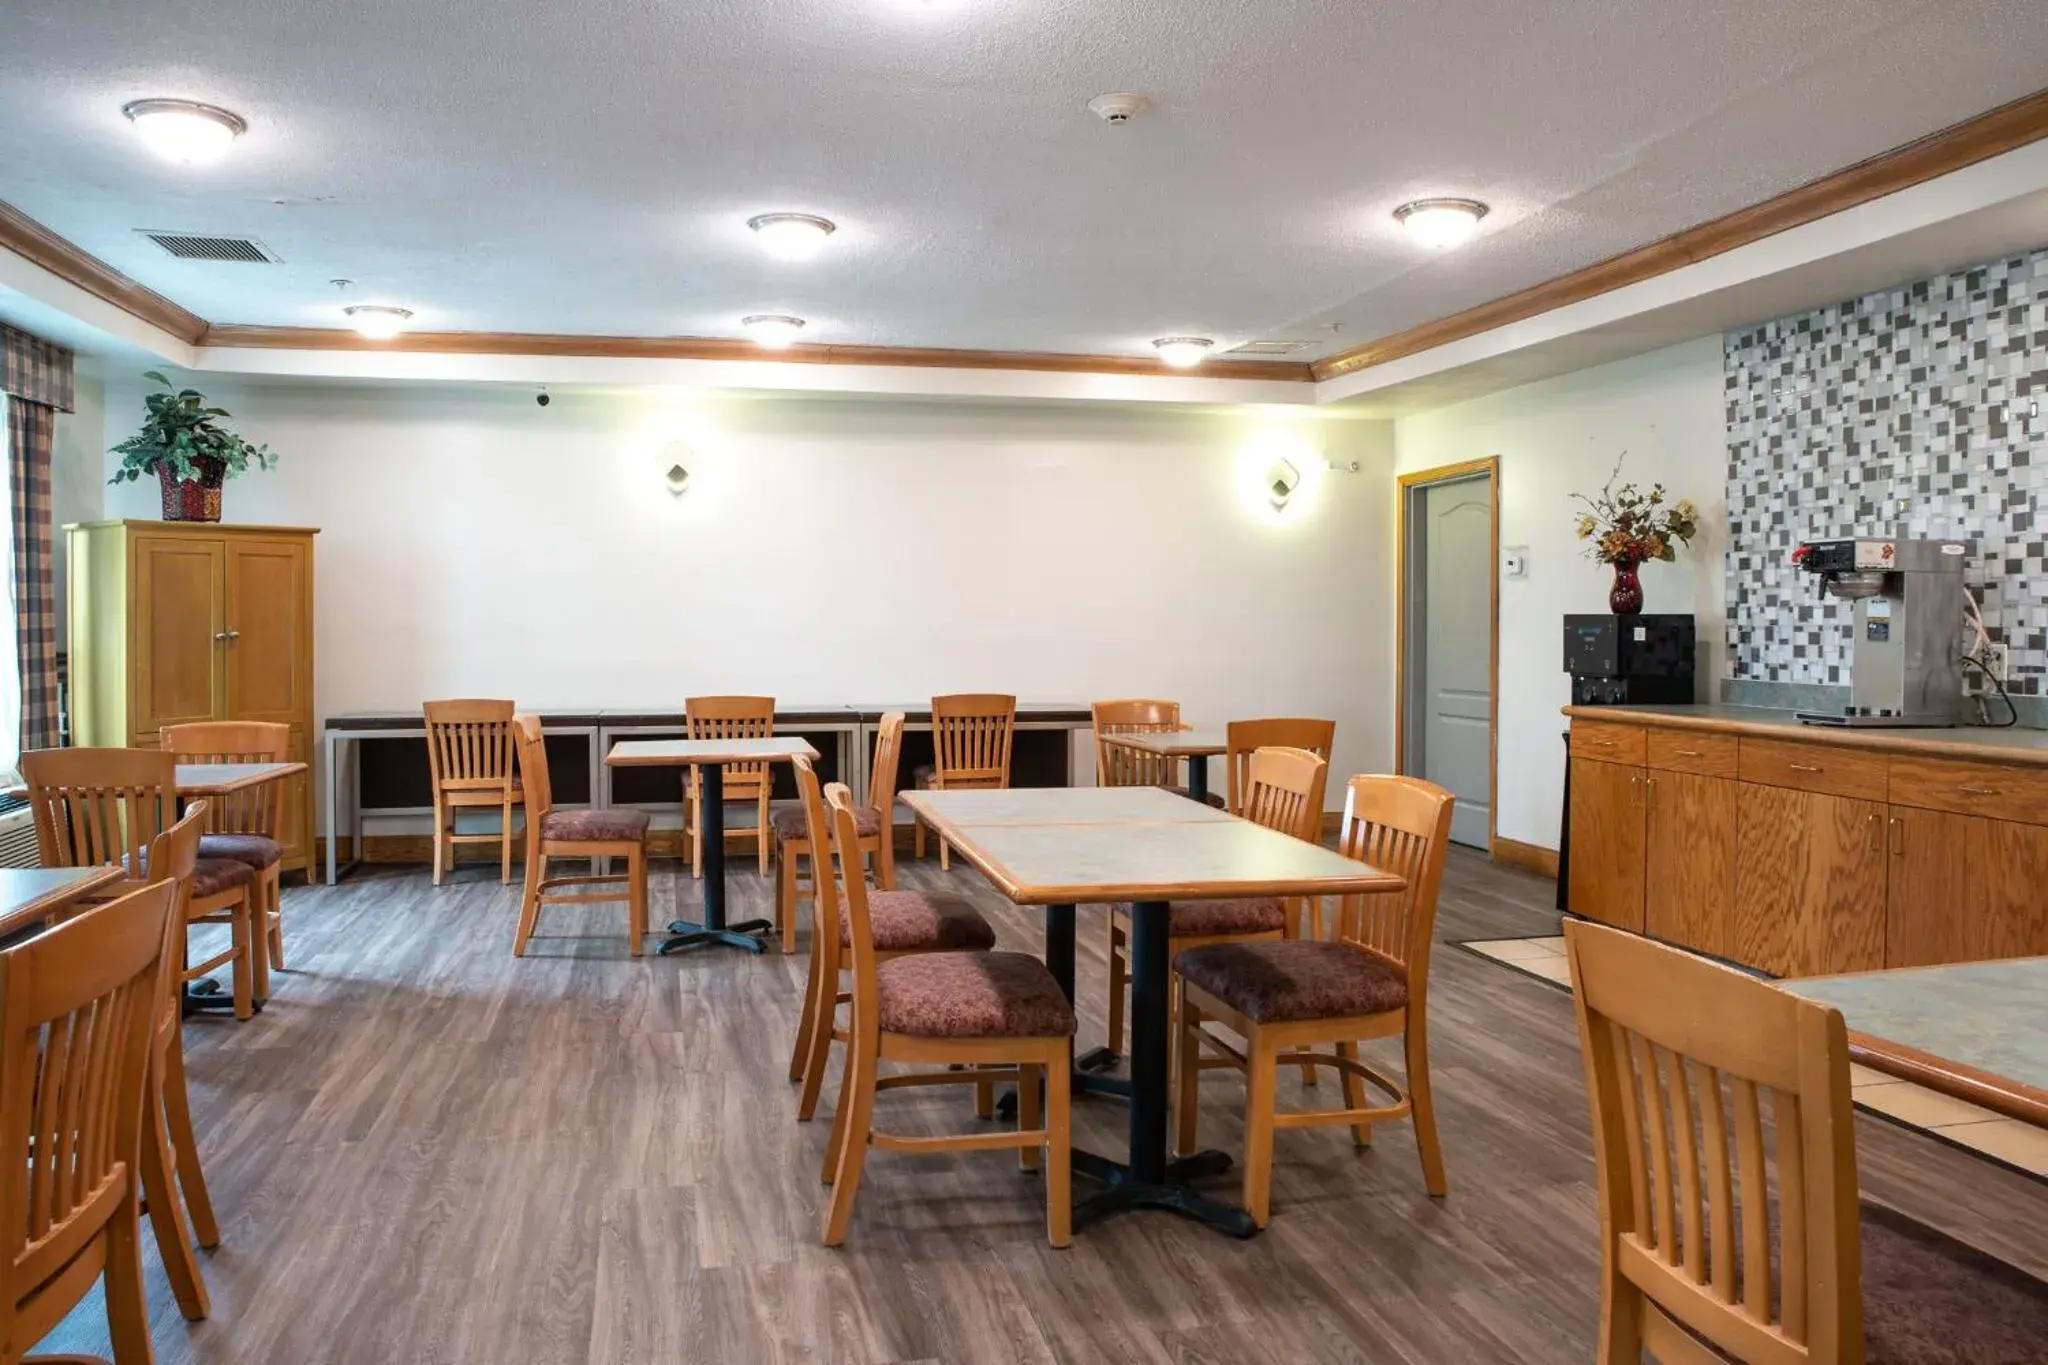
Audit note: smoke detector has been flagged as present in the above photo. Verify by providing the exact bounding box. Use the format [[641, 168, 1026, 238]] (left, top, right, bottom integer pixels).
[[1087, 93, 1149, 124]]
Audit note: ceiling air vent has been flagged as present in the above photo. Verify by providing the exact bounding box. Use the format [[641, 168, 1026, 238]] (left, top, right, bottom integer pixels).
[[137, 230, 281, 264], [1223, 339, 1313, 357]]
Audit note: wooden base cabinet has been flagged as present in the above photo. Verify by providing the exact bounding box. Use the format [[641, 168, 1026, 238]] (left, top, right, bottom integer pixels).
[[1567, 757, 1644, 932], [1887, 808, 2048, 968], [67, 520, 318, 876], [1643, 771, 1735, 957], [1731, 785, 1886, 977]]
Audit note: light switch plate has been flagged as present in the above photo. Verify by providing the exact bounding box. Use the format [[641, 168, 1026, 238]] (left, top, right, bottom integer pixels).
[[1502, 546, 1529, 579]]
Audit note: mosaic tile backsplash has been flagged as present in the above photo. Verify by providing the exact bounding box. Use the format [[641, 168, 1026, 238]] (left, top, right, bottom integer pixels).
[[1725, 245, 2048, 694]]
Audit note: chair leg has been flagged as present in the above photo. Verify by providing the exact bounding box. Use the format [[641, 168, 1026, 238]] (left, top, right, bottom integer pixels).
[[974, 1073, 994, 1120], [822, 1019, 858, 1183], [757, 790, 771, 877], [1017, 1063, 1042, 1172], [689, 783, 703, 879], [1242, 1036, 1280, 1229], [790, 934, 823, 1083], [161, 1022, 219, 1246], [628, 846, 647, 956], [247, 886, 271, 1006], [1175, 989, 1201, 1158], [876, 825, 897, 890], [1335, 1040, 1373, 1148], [513, 852, 545, 956], [1045, 1047, 1072, 1249], [1407, 1018, 1448, 1197], [501, 797, 515, 884], [796, 984, 837, 1123], [822, 1033, 877, 1245], [232, 895, 255, 1021], [141, 1074, 209, 1321], [914, 815, 926, 861], [939, 832, 950, 872], [104, 1192, 155, 1363], [264, 867, 284, 971], [779, 846, 801, 955], [1598, 1260, 1646, 1365], [432, 797, 449, 886], [1106, 919, 1126, 1059]]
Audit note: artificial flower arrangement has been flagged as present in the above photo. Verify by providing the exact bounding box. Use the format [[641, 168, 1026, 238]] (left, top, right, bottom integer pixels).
[[1570, 456, 1699, 613]]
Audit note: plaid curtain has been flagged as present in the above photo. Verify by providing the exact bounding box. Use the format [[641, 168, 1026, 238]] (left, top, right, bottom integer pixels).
[[1, 324, 73, 755]]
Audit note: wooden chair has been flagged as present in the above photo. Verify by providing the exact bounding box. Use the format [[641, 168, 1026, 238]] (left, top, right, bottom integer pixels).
[[818, 781, 1074, 1249], [912, 693, 1016, 870], [1224, 717, 1336, 815], [0, 879, 175, 1364], [422, 699, 524, 886], [511, 714, 650, 956], [1174, 773, 1454, 1228], [22, 747, 260, 1021], [138, 804, 222, 1323], [775, 711, 905, 955], [785, 755, 996, 1122], [1091, 698, 1184, 789], [161, 720, 291, 996], [683, 696, 777, 879], [1105, 746, 1329, 1066]]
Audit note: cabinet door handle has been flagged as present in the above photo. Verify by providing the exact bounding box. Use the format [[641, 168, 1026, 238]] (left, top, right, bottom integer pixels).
[[1644, 776, 1655, 813], [225, 629, 241, 641], [1958, 785, 1999, 797], [1888, 817, 1904, 856], [213, 631, 231, 642], [1672, 748, 1703, 757], [1788, 763, 1823, 773], [1868, 812, 1882, 851]]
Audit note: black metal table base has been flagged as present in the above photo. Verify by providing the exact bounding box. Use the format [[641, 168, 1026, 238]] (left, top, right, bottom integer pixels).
[[662, 763, 768, 954], [1075, 1045, 1121, 1074], [182, 979, 261, 1018], [1071, 1148, 1253, 1237], [660, 918, 769, 955]]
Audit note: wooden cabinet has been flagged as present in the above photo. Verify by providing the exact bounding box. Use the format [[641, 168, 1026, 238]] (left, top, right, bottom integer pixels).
[[1644, 770, 1735, 957], [1887, 807, 2048, 967], [1732, 785, 1886, 977], [67, 521, 318, 876], [1567, 757, 1645, 932]]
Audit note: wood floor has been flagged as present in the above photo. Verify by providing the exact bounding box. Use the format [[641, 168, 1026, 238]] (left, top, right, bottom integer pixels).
[[45, 847, 2048, 1363]]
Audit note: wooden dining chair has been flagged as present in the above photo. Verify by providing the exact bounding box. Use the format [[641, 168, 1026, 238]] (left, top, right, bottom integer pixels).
[[511, 713, 650, 956], [683, 696, 777, 879], [785, 755, 996, 1122], [422, 698, 524, 886], [818, 781, 1074, 1249], [1174, 773, 1454, 1228], [21, 747, 260, 1021], [161, 720, 291, 991], [912, 693, 1016, 870], [1104, 745, 1329, 1068], [775, 711, 905, 954], [0, 879, 175, 1365], [1224, 718, 1336, 815], [1091, 698, 1184, 788]]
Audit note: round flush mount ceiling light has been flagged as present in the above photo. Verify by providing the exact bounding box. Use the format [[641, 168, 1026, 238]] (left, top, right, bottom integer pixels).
[[1393, 197, 1490, 249], [742, 314, 807, 349], [342, 305, 414, 340], [1152, 336, 1214, 368], [747, 213, 836, 261], [121, 98, 247, 165]]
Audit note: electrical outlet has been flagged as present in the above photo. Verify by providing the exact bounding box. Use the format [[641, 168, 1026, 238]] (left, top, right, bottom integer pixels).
[[1965, 643, 2009, 697]]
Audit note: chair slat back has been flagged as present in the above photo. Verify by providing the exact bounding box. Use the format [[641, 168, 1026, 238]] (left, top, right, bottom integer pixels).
[[20, 748, 178, 875], [796, 758, 847, 985], [1563, 920, 1863, 1365], [1226, 718, 1336, 815], [0, 879, 173, 1298], [931, 694, 1015, 790], [867, 712, 907, 816], [1239, 746, 1329, 843], [825, 782, 879, 1049], [423, 700, 518, 795], [511, 714, 554, 823], [1091, 699, 1184, 789], [686, 696, 776, 789], [160, 720, 289, 838], [1331, 775, 1454, 983]]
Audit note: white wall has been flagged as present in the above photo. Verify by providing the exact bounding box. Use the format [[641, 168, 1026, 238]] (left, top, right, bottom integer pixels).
[[50, 375, 105, 647], [96, 379, 1398, 803], [1394, 336, 1726, 849]]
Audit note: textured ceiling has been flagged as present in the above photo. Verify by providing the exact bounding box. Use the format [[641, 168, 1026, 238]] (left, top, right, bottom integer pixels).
[[2, 0, 2044, 363]]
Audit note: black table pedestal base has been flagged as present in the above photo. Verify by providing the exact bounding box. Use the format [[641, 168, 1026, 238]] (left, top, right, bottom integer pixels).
[[659, 918, 770, 955], [182, 979, 262, 1018], [662, 763, 768, 954], [1071, 1148, 1252, 1237], [1075, 1045, 1121, 1074]]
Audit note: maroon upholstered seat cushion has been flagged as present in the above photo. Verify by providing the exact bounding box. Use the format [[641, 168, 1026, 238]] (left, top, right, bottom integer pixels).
[[1114, 897, 1287, 937], [199, 832, 283, 870], [772, 803, 883, 844], [541, 808, 651, 843], [1175, 940, 1408, 1023], [190, 857, 258, 899], [842, 890, 996, 952], [875, 951, 1076, 1039]]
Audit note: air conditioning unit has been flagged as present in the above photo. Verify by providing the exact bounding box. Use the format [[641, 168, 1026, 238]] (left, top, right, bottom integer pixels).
[[0, 807, 38, 869]]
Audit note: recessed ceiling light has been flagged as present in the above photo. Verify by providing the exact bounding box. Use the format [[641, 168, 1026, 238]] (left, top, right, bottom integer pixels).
[[1152, 337, 1214, 369], [1393, 198, 1489, 249], [121, 98, 247, 165], [343, 305, 414, 341], [747, 213, 836, 261], [742, 314, 807, 349]]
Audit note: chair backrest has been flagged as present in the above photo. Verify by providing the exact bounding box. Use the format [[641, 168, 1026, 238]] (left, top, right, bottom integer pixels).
[[866, 711, 907, 815], [1239, 746, 1329, 843], [826, 781, 881, 1048], [143, 803, 208, 1032], [686, 696, 776, 787], [0, 879, 174, 1323], [795, 758, 848, 985], [930, 693, 1015, 790], [1564, 920, 1863, 1365], [20, 747, 178, 874], [160, 720, 289, 838], [423, 700, 519, 797], [1226, 718, 1336, 815], [511, 714, 554, 826], [1330, 775, 1454, 988], [1091, 699, 1184, 789]]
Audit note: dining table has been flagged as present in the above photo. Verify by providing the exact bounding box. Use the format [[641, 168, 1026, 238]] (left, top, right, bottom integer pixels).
[[0, 865, 125, 944], [1782, 956, 2048, 1129], [1098, 728, 1229, 804], [605, 737, 819, 954], [902, 784, 1403, 1237]]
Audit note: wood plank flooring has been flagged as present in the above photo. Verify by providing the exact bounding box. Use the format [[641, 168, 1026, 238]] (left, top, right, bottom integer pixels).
[[43, 848, 2048, 1363]]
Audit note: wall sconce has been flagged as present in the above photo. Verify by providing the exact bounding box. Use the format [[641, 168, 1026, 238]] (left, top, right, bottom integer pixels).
[[665, 463, 691, 497], [1266, 458, 1301, 509]]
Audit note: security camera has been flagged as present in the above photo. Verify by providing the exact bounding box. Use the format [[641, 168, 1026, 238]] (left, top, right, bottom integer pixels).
[[535, 388, 550, 408]]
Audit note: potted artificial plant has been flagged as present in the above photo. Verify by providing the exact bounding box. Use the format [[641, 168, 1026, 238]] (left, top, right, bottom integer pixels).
[[109, 371, 277, 522]]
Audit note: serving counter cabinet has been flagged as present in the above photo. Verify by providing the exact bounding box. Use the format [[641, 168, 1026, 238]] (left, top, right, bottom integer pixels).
[[1565, 705, 2048, 977]]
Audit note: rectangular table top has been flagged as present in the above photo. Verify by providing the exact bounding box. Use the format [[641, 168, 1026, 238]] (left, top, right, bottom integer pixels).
[[905, 786, 1233, 826], [1783, 957, 2048, 1128], [176, 761, 308, 795], [1100, 729, 1229, 757], [605, 737, 821, 766], [0, 866, 124, 938]]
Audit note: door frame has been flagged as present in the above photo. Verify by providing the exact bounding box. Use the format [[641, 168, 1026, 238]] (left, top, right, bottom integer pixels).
[[1395, 456, 1501, 854]]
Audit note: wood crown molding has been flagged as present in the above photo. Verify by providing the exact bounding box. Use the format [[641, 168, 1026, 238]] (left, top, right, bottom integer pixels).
[[1311, 86, 2048, 382], [0, 199, 207, 345]]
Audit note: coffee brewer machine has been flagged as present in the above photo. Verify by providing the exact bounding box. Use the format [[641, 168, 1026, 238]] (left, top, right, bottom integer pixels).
[[1791, 536, 1970, 727]]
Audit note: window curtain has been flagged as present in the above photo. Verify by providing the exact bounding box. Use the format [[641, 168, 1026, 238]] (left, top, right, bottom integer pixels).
[[0, 324, 73, 760]]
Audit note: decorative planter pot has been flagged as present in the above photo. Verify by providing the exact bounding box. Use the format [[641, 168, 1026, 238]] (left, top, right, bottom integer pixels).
[[157, 461, 225, 522], [1608, 558, 1644, 615]]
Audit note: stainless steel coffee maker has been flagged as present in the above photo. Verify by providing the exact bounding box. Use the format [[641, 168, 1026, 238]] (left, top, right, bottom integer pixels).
[[1791, 536, 1971, 728]]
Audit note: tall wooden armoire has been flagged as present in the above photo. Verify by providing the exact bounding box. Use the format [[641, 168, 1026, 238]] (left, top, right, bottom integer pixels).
[[66, 521, 318, 876]]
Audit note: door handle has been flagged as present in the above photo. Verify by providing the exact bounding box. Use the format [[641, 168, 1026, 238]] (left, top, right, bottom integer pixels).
[[1958, 786, 1999, 797], [1888, 817, 1903, 856], [1868, 812, 1881, 851], [1788, 763, 1823, 773], [1672, 748, 1703, 758], [1644, 776, 1655, 813], [213, 631, 231, 642], [225, 630, 241, 641]]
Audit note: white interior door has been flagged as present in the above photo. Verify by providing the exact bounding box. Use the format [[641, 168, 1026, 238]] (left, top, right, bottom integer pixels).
[[1409, 475, 1494, 848]]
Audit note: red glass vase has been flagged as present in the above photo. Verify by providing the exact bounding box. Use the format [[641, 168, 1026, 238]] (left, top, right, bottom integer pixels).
[[1608, 558, 1644, 615]]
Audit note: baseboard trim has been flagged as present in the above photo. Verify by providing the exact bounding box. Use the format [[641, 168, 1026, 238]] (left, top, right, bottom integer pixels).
[[1491, 836, 1560, 879]]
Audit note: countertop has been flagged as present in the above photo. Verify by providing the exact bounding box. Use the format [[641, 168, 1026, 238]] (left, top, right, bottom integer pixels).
[[1563, 703, 2048, 765]]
